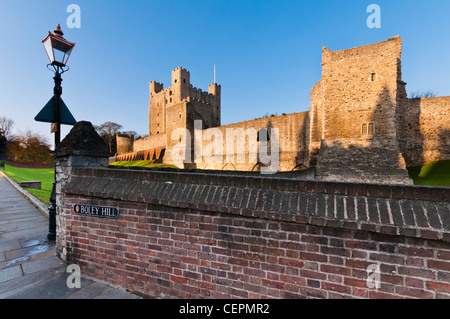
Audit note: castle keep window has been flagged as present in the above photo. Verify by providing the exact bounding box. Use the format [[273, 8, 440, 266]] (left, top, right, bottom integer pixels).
[[362, 123, 374, 136], [370, 72, 377, 82]]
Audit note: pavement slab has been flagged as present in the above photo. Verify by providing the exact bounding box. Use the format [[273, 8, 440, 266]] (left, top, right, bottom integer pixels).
[[0, 172, 143, 299]]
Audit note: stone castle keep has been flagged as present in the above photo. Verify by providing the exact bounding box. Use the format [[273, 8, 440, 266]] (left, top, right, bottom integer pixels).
[[114, 36, 450, 184]]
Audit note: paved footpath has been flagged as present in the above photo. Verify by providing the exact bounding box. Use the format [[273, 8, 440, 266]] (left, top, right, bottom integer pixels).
[[0, 172, 142, 299]]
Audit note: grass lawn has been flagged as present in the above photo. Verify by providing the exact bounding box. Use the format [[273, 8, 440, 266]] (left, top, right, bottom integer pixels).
[[407, 160, 450, 187], [110, 160, 178, 169], [2, 163, 54, 205]]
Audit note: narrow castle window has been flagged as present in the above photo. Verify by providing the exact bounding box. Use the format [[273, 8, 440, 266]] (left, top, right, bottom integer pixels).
[[179, 112, 182, 118], [370, 73, 377, 82], [362, 124, 367, 135], [183, 79, 186, 83], [368, 123, 374, 135], [170, 98, 172, 103]]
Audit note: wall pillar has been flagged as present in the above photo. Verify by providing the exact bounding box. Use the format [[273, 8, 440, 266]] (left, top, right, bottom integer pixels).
[[54, 121, 110, 263]]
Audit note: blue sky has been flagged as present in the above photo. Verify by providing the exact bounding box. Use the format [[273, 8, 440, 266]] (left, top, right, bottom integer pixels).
[[0, 0, 449, 145]]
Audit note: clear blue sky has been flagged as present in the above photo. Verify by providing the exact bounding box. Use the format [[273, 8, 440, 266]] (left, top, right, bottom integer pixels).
[[1, 0, 449, 146]]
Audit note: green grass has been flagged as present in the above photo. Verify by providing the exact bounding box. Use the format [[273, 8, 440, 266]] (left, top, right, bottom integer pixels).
[[2, 163, 54, 205], [110, 160, 178, 169], [407, 160, 450, 187]]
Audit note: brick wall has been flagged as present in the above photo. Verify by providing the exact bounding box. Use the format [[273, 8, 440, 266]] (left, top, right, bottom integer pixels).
[[60, 166, 450, 299]]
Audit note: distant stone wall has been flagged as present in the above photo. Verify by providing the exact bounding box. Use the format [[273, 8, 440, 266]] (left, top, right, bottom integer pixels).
[[133, 133, 166, 153], [116, 133, 134, 154], [194, 112, 310, 172], [399, 97, 450, 167]]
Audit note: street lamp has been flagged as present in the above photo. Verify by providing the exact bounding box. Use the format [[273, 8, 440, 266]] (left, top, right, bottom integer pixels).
[[40, 24, 76, 241]]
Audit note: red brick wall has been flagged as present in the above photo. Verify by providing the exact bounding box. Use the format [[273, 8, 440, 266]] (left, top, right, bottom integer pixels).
[[61, 167, 450, 299]]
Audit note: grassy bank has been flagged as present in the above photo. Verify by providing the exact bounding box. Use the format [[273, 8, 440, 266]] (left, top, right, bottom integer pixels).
[[407, 160, 450, 187], [2, 163, 53, 205], [110, 160, 178, 169]]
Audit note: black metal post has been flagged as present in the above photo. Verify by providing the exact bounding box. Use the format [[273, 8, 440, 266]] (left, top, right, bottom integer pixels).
[[47, 69, 62, 241]]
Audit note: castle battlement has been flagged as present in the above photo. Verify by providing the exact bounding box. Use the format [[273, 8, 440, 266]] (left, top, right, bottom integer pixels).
[[147, 67, 221, 136]]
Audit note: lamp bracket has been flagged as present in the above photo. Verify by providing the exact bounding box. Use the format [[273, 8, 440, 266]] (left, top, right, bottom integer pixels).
[[47, 63, 69, 74]]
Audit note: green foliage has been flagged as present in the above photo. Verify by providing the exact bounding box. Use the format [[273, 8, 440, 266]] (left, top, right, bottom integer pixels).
[[7, 131, 52, 166], [407, 160, 450, 187], [2, 163, 53, 205]]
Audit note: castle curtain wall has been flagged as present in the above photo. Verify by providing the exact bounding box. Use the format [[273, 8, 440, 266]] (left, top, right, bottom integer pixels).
[[399, 97, 450, 167]]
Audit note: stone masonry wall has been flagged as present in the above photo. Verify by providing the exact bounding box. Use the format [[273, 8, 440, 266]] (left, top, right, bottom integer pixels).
[[313, 36, 412, 184], [59, 165, 450, 299], [133, 133, 166, 153], [194, 112, 310, 172], [398, 97, 450, 167]]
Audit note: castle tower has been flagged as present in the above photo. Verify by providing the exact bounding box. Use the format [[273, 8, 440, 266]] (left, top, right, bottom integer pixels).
[[208, 83, 221, 127], [310, 36, 412, 184], [116, 133, 134, 154], [146, 67, 222, 167]]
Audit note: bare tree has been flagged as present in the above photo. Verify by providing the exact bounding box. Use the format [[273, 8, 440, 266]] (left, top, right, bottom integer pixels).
[[408, 90, 437, 99], [0, 116, 15, 141], [96, 121, 123, 153]]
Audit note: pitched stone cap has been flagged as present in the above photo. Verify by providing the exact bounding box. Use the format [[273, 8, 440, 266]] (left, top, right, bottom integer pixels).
[[55, 121, 111, 158]]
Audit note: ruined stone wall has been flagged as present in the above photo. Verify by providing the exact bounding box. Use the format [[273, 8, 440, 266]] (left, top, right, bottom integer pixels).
[[312, 36, 411, 184], [116, 133, 134, 154], [308, 79, 325, 166], [399, 97, 450, 167], [193, 112, 310, 172], [163, 101, 190, 168], [133, 133, 166, 153]]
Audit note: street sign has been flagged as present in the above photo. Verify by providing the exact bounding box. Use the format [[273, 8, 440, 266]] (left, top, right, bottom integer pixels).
[[73, 204, 120, 219], [35, 97, 77, 125]]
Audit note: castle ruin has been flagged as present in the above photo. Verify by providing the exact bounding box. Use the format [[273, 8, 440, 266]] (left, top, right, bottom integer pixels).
[[114, 36, 450, 185]]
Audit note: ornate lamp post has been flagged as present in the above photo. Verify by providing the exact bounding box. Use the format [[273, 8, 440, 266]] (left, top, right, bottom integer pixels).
[[40, 24, 76, 240]]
